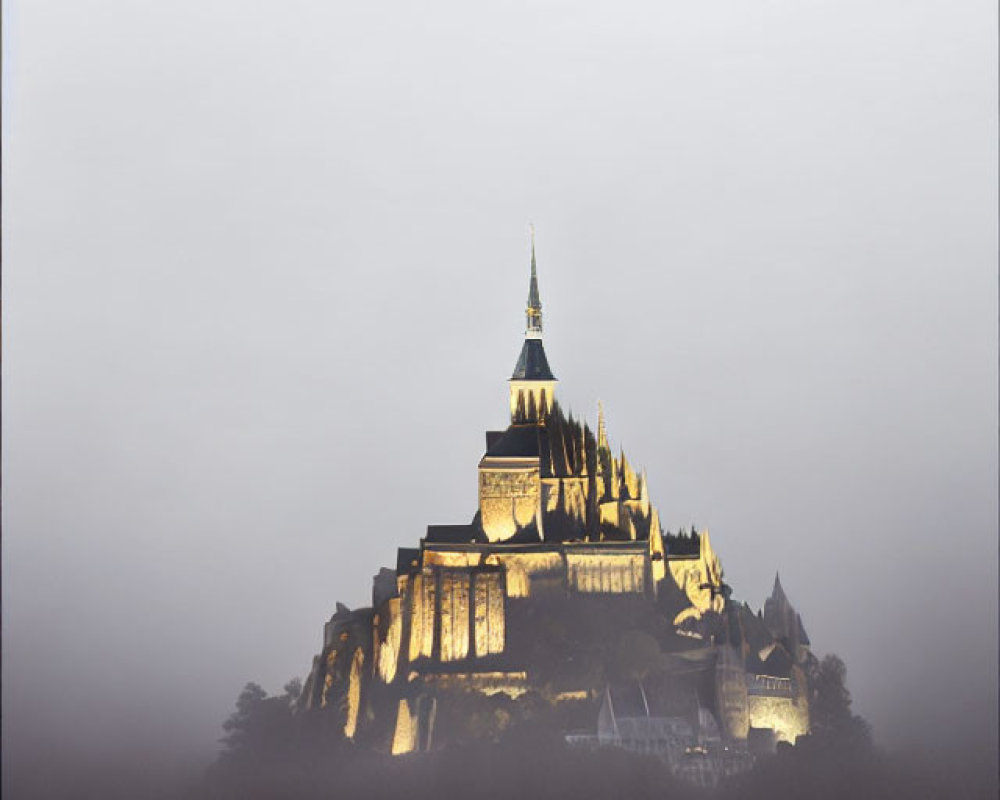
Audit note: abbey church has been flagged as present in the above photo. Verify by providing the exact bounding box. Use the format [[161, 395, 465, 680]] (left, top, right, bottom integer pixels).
[[300, 234, 813, 778]]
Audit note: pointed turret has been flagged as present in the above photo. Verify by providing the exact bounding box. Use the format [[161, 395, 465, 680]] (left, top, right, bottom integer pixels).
[[770, 572, 788, 605], [620, 447, 639, 499], [597, 400, 609, 451], [638, 469, 650, 516], [648, 506, 665, 583], [763, 571, 809, 663]]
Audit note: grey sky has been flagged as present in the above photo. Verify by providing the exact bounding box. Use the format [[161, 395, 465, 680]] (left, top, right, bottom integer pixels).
[[3, 0, 997, 789]]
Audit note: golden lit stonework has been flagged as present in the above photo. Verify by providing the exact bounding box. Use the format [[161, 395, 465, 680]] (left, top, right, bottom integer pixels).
[[299, 232, 814, 770]]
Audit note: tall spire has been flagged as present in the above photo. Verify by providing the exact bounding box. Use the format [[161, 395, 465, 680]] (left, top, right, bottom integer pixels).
[[509, 225, 556, 423], [525, 223, 542, 338]]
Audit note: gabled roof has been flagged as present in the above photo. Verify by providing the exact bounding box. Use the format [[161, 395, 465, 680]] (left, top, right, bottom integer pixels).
[[511, 338, 555, 380]]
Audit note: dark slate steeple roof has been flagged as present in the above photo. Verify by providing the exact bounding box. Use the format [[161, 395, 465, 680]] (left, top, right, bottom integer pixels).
[[512, 338, 555, 380]]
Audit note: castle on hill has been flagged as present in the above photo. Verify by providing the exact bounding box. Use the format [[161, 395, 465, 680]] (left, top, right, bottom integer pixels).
[[299, 233, 814, 775]]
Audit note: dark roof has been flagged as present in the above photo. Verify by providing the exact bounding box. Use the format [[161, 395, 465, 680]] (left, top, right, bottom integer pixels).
[[511, 338, 555, 380], [757, 645, 793, 677], [485, 424, 540, 457], [739, 603, 776, 653], [425, 525, 480, 544], [395, 547, 420, 574]]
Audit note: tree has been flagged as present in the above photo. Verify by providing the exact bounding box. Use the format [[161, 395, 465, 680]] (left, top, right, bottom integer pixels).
[[221, 682, 269, 753], [220, 680, 301, 760], [809, 654, 872, 750], [283, 678, 303, 707]]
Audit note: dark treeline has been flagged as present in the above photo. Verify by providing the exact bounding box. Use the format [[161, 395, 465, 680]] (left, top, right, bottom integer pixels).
[[179, 654, 997, 800]]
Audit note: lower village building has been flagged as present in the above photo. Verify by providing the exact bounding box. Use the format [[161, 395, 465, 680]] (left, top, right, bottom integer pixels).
[[300, 235, 813, 780]]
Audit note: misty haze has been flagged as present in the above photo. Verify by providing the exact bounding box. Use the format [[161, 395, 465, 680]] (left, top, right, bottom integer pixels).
[[2, 1, 997, 799]]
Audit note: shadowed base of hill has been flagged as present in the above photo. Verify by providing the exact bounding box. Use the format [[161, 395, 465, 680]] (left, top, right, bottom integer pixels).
[[186, 728, 997, 800], [178, 662, 998, 800]]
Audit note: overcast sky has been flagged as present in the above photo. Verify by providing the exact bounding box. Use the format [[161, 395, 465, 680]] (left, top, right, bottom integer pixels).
[[3, 0, 997, 793]]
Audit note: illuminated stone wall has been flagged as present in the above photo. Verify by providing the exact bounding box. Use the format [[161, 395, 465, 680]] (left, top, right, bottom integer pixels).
[[320, 647, 339, 709], [541, 476, 588, 520], [344, 647, 365, 739], [417, 671, 528, 698], [746, 694, 809, 743], [484, 551, 563, 598], [405, 565, 507, 664], [746, 666, 810, 743], [419, 546, 651, 601], [566, 552, 646, 594], [391, 699, 417, 755], [509, 379, 556, 422], [304, 607, 374, 716], [439, 570, 471, 662], [715, 646, 750, 740], [424, 550, 480, 568], [474, 571, 504, 657], [422, 546, 649, 599], [408, 572, 436, 661], [479, 467, 540, 541], [668, 531, 725, 624], [648, 508, 666, 584], [375, 598, 402, 684], [598, 501, 620, 527]]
